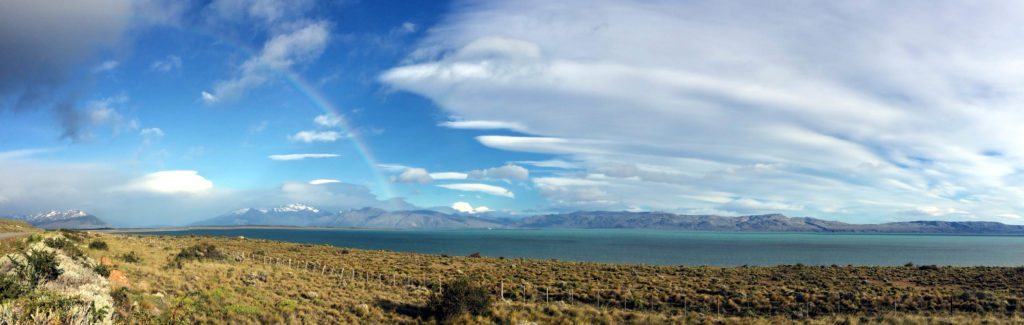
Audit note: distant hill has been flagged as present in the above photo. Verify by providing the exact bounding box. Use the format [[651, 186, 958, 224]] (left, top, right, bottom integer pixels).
[[189, 206, 1024, 234], [192, 204, 328, 227], [516, 211, 1024, 234], [0, 219, 40, 233], [195, 204, 504, 229], [311, 207, 503, 229], [6, 210, 111, 229]]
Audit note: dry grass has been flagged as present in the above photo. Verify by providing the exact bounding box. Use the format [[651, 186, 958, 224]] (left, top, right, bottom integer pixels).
[[60, 232, 1024, 324], [0, 219, 39, 234]]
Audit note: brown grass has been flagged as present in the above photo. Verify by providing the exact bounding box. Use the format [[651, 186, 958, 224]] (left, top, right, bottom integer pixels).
[[62, 232, 1024, 324]]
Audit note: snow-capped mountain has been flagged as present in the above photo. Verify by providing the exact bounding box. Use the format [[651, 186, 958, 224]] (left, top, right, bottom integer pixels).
[[193, 203, 329, 227], [7, 210, 111, 229], [194, 204, 506, 229]]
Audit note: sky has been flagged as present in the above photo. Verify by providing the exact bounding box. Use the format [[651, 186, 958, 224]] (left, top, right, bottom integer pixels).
[[2, 0, 1024, 227]]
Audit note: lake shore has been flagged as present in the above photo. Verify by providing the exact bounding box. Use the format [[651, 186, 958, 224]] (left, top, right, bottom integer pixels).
[[112, 227, 1024, 267]]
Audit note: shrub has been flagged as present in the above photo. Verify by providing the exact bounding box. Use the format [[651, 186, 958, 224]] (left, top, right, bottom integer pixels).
[[88, 240, 108, 250], [0, 274, 25, 301], [17, 249, 62, 286], [25, 234, 42, 243], [119, 251, 142, 263], [44, 237, 84, 259], [427, 277, 492, 320], [169, 243, 225, 268], [58, 229, 88, 242], [44, 237, 72, 250], [93, 264, 111, 277]]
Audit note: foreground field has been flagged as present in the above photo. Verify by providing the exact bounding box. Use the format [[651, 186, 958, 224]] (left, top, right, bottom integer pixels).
[[2, 231, 1024, 323]]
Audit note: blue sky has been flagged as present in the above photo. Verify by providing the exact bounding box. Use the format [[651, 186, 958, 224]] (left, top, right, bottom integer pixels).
[[2, 0, 1024, 226]]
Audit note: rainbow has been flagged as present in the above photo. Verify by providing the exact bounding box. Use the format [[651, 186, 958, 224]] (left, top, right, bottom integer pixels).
[[283, 71, 397, 201], [191, 29, 398, 206]]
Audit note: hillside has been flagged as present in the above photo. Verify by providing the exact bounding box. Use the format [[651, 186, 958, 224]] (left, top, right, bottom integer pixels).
[[1, 231, 1020, 323], [0, 218, 40, 233], [194, 205, 504, 229], [5, 210, 111, 230], [309, 208, 503, 229], [516, 211, 1024, 234]]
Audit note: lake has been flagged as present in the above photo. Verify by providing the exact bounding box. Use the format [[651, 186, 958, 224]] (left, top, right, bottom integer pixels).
[[129, 228, 1024, 266]]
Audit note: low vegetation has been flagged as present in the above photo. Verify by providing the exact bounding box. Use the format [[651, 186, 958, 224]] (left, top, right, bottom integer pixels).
[[0, 232, 112, 323], [88, 240, 109, 250], [0, 219, 40, 234], [169, 243, 225, 268], [2, 231, 1024, 323], [428, 277, 492, 320], [118, 251, 142, 264]]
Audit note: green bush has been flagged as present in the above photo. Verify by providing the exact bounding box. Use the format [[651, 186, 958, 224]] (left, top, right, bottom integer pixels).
[[169, 243, 225, 268], [26, 234, 42, 243], [119, 251, 142, 263], [44, 237, 72, 250], [0, 274, 25, 301], [427, 277, 492, 320], [88, 240, 108, 250], [57, 229, 88, 242], [44, 237, 84, 259], [93, 264, 111, 277], [16, 249, 63, 286]]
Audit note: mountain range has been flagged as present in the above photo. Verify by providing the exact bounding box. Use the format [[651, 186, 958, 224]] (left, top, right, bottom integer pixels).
[[6, 210, 111, 230], [516, 211, 1024, 234], [5, 205, 1024, 234], [191, 204, 503, 229], [193, 205, 1024, 234]]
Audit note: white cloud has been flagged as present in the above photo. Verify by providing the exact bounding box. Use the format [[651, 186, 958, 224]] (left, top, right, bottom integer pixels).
[[309, 179, 341, 185], [438, 183, 514, 198], [376, 163, 413, 172], [288, 130, 343, 143], [0, 148, 56, 160], [383, 163, 527, 184], [430, 172, 468, 180], [392, 168, 432, 184], [200, 91, 217, 103], [313, 114, 342, 127], [467, 163, 529, 181], [402, 22, 416, 33], [451, 201, 490, 214], [92, 60, 119, 73], [59, 95, 134, 141], [517, 159, 580, 169], [440, 120, 525, 131], [380, 0, 1024, 222], [150, 55, 182, 72], [140, 128, 164, 138], [116, 170, 213, 195], [204, 21, 329, 103], [268, 153, 339, 161]]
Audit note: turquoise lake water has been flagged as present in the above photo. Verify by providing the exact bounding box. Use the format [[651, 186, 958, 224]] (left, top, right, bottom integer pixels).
[[132, 228, 1024, 266]]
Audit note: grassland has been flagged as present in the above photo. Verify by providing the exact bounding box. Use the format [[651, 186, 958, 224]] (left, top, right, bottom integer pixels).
[[2, 230, 1024, 324], [0, 219, 39, 234]]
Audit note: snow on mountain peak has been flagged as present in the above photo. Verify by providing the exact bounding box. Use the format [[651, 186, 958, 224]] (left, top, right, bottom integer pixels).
[[272, 203, 320, 213], [24, 210, 89, 222]]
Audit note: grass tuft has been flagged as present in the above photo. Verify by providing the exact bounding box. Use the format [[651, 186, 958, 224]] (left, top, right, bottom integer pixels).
[[88, 240, 108, 250]]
